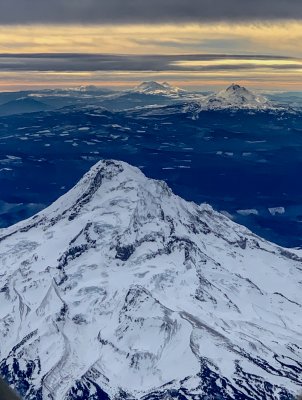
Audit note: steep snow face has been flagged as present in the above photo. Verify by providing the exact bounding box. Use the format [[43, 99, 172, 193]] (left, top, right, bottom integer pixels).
[[201, 83, 273, 110], [0, 160, 301, 400], [132, 81, 185, 97]]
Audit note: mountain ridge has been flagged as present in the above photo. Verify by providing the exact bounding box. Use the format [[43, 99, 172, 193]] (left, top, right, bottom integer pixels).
[[0, 97, 52, 116]]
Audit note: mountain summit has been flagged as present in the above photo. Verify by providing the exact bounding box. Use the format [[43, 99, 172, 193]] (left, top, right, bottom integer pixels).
[[132, 81, 185, 97], [0, 160, 301, 399], [202, 83, 273, 110]]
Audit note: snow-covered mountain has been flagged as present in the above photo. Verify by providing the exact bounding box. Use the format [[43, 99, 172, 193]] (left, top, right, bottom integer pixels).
[[132, 81, 186, 98], [200, 83, 274, 110], [0, 160, 301, 400]]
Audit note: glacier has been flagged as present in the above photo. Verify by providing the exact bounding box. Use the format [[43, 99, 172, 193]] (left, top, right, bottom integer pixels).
[[0, 160, 301, 400]]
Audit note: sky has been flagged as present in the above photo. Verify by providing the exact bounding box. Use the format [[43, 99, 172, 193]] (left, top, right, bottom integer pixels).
[[0, 1, 302, 91]]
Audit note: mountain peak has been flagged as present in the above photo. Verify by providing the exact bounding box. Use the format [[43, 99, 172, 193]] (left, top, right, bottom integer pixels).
[[226, 83, 244, 91], [0, 161, 301, 399], [2, 160, 140, 234], [134, 81, 165, 91], [77, 85, 100, 92], [201, 83, 272, 110], [132, 81, 185, 97]]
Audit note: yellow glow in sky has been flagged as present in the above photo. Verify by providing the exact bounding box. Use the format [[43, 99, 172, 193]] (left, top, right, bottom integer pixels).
[[172, 59, 302, 68], [0, 22, 302, 90], [0, 22, 302, 55]]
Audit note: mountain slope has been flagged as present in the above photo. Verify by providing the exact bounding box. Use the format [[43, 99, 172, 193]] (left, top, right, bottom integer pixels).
[[0, 97, 51, 116], [0, 160, 301, 400], [200, 84, 274, 110]]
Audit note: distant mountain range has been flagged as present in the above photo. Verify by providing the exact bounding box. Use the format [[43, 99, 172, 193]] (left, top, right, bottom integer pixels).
[[0, 82, 298, 116], [130, 81, 275, 110]]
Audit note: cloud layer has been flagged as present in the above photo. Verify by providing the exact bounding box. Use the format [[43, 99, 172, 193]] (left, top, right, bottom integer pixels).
[[0, 53, 299, 72], [1, 0, 302, 24]]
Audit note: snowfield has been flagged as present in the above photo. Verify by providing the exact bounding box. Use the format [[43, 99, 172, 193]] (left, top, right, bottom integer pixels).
[[0, 160, 301, 400]]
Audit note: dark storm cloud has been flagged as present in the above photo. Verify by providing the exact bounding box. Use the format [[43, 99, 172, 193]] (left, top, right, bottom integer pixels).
[[0, 0, 302, 24], [0, 53, 299, 73]]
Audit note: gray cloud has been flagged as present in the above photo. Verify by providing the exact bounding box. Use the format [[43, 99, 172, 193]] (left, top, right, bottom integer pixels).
[[0, 53, 298, 73], [0, 53, 297, 72], [0, 0, 302, 24], [132, 38, 252, 51]]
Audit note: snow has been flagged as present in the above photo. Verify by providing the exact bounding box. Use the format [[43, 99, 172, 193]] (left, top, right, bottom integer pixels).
[[197, 83, 276, 111], [269, 207, 285, 216], [0, 160, 301, 399], [237, 209, 259, 216], [132, 81, 186, 98]]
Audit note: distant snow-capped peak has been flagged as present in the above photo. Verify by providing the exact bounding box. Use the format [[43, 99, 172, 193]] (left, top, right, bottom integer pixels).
[[201, 83, 273, 110], [132, 81, 186, 97]]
